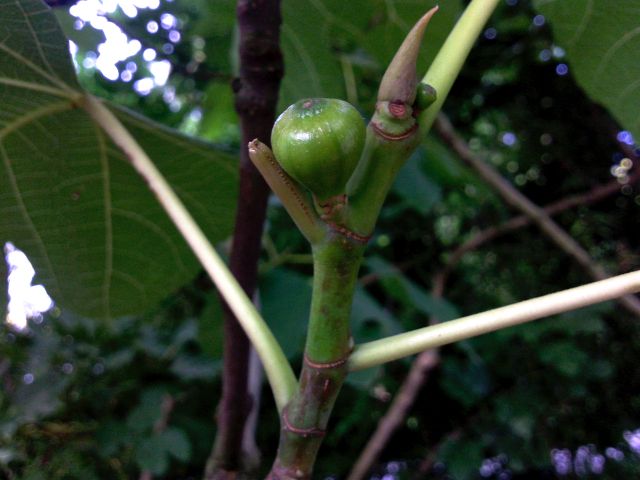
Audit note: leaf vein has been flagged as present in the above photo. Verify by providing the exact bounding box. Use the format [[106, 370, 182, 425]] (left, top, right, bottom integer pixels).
[[95, 124, 113, 321], [594, 25, 640, 82]]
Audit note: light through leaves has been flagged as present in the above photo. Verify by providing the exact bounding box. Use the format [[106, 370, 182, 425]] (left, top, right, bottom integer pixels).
[[4, 243, 54, 331], [67, 0, 177, 94]]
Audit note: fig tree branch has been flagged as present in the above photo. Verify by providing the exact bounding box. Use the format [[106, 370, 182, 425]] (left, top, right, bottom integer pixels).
[[207, 1, 285, 476]]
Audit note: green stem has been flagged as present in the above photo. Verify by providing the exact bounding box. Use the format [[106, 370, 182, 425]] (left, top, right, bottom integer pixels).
[[348, 270, 640, 371], [268, 234, 365, 479], [81, 94, 297, 412], [345, 8, 437, 237], [346, 119, 421, 236], [306, 237, 365, 361], [342, 0, 503, 367], [419, 0, 501, 132]]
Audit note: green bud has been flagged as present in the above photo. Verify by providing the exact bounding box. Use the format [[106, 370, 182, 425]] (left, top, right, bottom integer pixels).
[[415, 82, 437, 110], [271, 98, 365, 202]]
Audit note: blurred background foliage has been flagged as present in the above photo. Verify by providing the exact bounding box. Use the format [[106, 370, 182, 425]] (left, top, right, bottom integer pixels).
[[2, 0, 640, 478]]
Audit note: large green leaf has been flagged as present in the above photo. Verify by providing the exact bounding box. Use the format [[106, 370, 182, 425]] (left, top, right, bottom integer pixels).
[[534, 0, 640, 138], [0, 0, 237, 319]]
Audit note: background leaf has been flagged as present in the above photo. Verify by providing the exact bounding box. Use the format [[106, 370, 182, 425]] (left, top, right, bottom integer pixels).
[[534, 0, 640, 139], [279, 0, 463, 108], [0, 0, 238, 319], [391, 148, 443, 215], [260, 267, 312, 358], [134, 435, 169, 475], [160, 427, 192, 462]]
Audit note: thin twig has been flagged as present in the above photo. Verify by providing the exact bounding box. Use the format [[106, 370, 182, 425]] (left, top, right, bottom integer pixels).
[[437, 162, 640, 289], [348, 268, 451, 480], [241, 348, 264, 472], [434, 113, 640, 317], [361, 161, 638, 289], [347, 350, 440, 480], [349, 247, 485, 480], [139, 395, 175, 480]]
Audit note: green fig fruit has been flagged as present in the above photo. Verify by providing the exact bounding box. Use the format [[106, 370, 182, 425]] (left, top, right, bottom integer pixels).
[[271, 98, 365, 202]]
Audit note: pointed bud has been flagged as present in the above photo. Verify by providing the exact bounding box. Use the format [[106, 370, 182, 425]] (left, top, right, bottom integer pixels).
[[377, 6, 438, 105]]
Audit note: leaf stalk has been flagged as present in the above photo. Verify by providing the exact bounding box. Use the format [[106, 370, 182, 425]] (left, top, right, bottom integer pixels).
[[419, 0, 501, 132], [349, 270, 640, 371], [81, 94, 297, 412]]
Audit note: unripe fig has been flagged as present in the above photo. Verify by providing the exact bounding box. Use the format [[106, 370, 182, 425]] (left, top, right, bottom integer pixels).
[[271, 98, 365, 202]]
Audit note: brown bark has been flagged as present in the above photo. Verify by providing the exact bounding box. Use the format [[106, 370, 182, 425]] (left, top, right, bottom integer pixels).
[[205, 1, 284, 478]]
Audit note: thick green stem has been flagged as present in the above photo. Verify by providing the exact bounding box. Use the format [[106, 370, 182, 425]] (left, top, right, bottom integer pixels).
[[344, 6, 437, 237], [268, 234, 365, 479], [346, 117, 421, 236], [306, 237, 365, 361]]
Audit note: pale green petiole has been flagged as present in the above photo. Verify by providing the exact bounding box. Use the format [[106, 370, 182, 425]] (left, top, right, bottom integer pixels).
[[419, 0, 501, 132], [82, 94, 297, 412], [349, 270, 640, 371]]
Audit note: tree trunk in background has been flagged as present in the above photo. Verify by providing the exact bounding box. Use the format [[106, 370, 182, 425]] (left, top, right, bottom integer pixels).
[[204, 1, 284, 477]]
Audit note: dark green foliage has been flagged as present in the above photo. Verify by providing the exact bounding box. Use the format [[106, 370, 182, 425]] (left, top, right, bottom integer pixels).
[[0, 289, 221, 478], [1, 0, 640, 478]]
